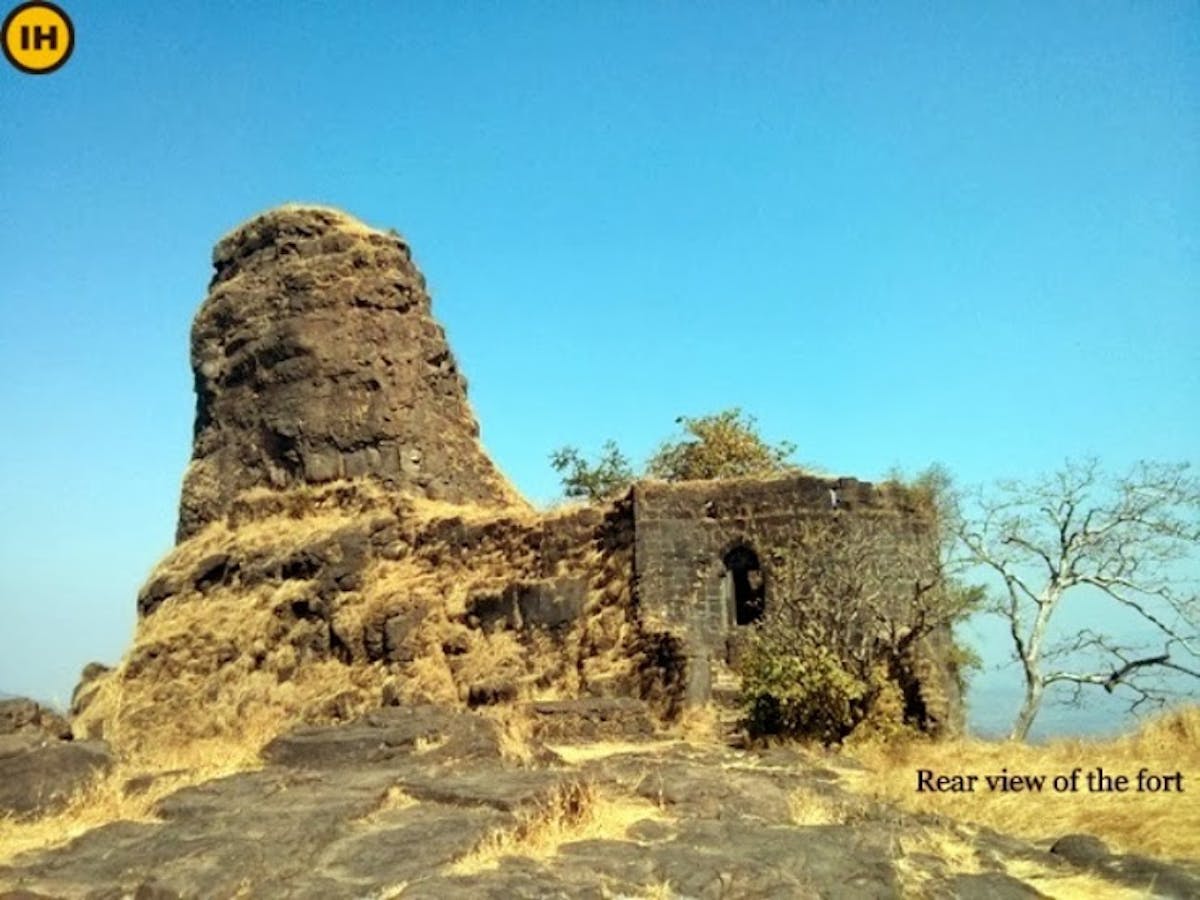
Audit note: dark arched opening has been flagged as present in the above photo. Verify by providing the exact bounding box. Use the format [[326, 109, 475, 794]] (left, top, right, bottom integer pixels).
[[724, 545, 765, 625]]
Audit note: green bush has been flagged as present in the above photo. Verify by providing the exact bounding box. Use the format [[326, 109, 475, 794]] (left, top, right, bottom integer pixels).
[[737, 627, 869, 743], [646, 408, 797, 482]]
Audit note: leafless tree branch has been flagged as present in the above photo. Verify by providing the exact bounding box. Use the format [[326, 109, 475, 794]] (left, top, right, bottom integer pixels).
[[952, 459, 1200, 740]]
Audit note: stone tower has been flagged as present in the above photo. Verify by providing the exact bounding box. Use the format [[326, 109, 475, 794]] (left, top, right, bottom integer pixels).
[[177, 206, 522, 540]]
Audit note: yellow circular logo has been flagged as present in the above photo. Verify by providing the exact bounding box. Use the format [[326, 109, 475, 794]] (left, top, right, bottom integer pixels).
[[3, 2, 73, 74]]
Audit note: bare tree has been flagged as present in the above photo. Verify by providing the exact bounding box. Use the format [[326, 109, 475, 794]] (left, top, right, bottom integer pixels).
[[955, 459, 1200, 740]]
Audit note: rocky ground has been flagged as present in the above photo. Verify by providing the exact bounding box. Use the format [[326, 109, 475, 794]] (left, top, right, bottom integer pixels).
[[2, 703, 1198, 899]]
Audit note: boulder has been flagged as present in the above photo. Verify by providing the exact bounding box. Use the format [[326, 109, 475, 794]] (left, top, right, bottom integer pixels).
[[0, 734, 112, 817], [382, 605, 427, 664], [0, 698, 70, 741]]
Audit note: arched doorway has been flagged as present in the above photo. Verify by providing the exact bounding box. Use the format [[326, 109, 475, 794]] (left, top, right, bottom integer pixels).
[[723, 544, 765, 626]]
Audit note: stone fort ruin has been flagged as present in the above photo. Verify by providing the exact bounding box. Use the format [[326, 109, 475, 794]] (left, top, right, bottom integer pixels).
[[76, 206, 961, 747]]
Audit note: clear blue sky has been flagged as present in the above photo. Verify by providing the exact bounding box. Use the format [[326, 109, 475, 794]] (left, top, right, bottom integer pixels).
[[1, 3, 1196, 735]]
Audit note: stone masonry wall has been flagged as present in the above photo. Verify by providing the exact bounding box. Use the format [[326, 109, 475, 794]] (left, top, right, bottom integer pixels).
[[633, 475, 918, 638], [631, 474, 961, 730]]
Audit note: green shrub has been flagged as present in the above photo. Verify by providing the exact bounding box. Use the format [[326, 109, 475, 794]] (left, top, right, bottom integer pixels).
[[737, 627, 869, 743], [646, 408, 797, 482]]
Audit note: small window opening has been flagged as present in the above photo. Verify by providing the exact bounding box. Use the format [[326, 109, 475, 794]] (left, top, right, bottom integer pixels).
[[724, 545, 765, 625]]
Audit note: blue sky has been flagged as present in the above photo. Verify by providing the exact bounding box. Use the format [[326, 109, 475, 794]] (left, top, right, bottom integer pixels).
[[1, 2, 1196, 736]]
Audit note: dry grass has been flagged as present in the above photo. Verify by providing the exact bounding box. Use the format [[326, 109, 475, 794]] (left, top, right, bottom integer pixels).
[[787, 786, 849, 826], [634, 883, 678, 900], [479, 704, 541, 765], [848, 705, 1200, 860], [449, 782, 667, 874], [1001, 858, 1151, 900], [670, 705, 721, 744]]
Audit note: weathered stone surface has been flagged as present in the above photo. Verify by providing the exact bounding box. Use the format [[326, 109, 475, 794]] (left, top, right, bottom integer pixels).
[[0, 735, 112, 817], [136, 574, 181, 617], [512, 578, 586, 630], [177, 206, 521, 541], [632, 758, 794, 823], [0, 699, 70, 741], [382, 606, 426, 663], [393, 767, 573, 813], [315, 803, 505, 885], [527, 698, 655, 741], [1, 731, 1164, 900], [1049, 833, 1200, 899], [262, 706, 507, 768], [947, 872, 1046, 899]]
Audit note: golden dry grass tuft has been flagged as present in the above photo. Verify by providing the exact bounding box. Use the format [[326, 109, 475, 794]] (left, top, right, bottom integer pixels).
[[479, 704, 542, 766], [1001, 858, 1151, 900], [787, 786, 849, 826], [449, 782, 668, 874], [635, 882, 678, 900], [670, 704, 721, 745], [847, 705, 1200, 860]]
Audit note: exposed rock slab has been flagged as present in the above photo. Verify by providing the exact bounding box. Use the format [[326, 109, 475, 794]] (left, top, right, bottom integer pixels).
[[261, 705, 509, 768], [1, 717, 1180, 900]]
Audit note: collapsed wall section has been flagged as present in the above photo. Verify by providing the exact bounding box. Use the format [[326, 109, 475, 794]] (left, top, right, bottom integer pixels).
[[78, 483, 688, 749]]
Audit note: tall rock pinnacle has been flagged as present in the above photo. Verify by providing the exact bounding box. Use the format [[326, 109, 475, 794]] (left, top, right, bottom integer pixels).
[[177, 205, 522, 540]]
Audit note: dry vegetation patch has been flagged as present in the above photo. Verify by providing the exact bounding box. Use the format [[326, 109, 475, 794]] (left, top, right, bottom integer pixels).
[[1001, 859, 1152, 900], [787, 786, 850, 826], [847, 706, 1200, 860], [449, 781, 668, 874]]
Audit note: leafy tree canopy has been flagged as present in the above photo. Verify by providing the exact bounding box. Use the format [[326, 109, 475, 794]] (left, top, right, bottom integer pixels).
[[646, 409, 798, 482], [550, 408, 797, 500]]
